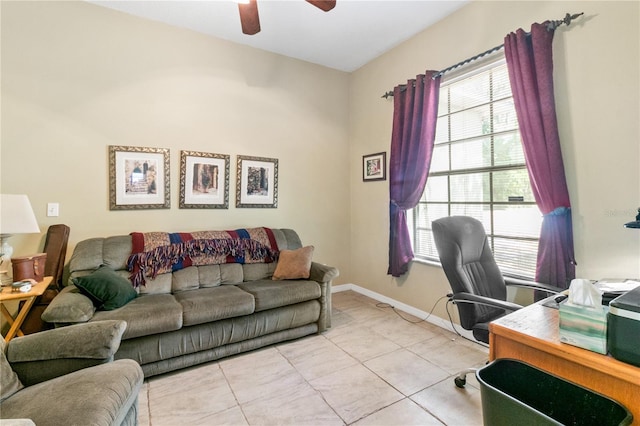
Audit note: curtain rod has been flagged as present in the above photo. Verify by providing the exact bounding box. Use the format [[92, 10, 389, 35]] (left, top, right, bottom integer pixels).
[[381, 12, 584, 99]]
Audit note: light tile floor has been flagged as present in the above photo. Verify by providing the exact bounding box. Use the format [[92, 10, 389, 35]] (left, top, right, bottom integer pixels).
[[138, 290, 489, 425]]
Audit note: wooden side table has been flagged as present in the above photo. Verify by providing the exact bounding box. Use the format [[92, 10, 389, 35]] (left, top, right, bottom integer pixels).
[[1, 276, 52, 342]]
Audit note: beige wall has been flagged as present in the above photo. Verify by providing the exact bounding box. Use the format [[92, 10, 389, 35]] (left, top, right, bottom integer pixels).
[[2, 1, 639, 326], [1, 1, 351, 284], [348, 1, 640, 320]]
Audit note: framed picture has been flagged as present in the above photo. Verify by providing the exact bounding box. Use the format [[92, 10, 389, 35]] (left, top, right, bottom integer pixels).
[[179, 151, 230, 209], [363, 152, 387, 181], [236, 155, 278, 208], [109, 145, 170, 210]]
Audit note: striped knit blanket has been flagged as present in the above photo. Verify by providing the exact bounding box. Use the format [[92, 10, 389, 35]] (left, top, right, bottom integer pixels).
[[127, 227, 279, 287]]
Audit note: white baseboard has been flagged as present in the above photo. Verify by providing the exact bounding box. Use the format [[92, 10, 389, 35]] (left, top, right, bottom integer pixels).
[[332, 283, 483, 346]]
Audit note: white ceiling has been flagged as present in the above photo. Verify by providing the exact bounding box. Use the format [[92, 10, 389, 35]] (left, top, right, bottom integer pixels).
[[88, 0, 468, 72]]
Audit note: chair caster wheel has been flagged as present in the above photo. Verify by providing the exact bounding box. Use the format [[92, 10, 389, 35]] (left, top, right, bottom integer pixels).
[[454, 376, 466, 388]]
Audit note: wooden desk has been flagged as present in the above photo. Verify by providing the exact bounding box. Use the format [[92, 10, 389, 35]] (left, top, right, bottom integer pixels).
[[0, 276, 52, 342], [489, 299, 640, 424]]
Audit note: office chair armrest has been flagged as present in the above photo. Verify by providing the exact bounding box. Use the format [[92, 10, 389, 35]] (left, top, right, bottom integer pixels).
[[451, 292, 523, 312], [504, 277, 563, 295]]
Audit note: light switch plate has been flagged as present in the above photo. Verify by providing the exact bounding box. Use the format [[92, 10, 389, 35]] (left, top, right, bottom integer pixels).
[[47, 203, 59, 217]]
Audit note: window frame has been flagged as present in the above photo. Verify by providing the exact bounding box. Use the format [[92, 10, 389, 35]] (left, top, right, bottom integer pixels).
[[411, 54, 541, 280]]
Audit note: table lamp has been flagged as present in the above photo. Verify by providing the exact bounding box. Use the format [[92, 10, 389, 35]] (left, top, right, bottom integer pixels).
[[624, 208, 640, 229], [0, 194, 41, 286]]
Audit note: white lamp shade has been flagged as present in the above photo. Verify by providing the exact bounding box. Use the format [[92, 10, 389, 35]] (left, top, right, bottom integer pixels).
[[0, 194, 40, 235]]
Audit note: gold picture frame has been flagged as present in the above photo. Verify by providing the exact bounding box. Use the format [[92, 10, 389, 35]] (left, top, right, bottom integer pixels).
[[109, 145, 170, 210], [179, 150, 230, 209], [236, 155, 278, 208]]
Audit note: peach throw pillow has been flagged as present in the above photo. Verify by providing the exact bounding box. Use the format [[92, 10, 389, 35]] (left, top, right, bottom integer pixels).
[[272, 246, 314, 280]]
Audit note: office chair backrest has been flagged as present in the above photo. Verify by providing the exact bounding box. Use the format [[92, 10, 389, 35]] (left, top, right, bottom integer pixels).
[[43, 224, 70, 290], [19, 224, 70, 335], [432, 216, 506, 331]]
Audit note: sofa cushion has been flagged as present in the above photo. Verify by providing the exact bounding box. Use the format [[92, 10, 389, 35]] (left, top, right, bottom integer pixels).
[[243, 262, 276, 281], [138, 272, 172, 295], [174, 286, 255, 326], [198, 264, 222, 287], [271, 228, 303, 251], [91, 294, 183, 339], [72, 265, 137, 311], [172, 266, 200, 292], [41, 285, 96, 323], [272, 246, 314, 280], [1, 340, 23, 403], [220, 263, 243, 284], [237, 280, 321, 312], [68, 237, 106, 272], [102, 235, 133, 270]]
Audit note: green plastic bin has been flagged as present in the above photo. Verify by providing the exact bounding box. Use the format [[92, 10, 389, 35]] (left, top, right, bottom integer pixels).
[[476, 359, 632, 426]]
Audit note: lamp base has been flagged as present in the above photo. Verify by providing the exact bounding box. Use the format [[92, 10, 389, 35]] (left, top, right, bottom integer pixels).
[[0, 271, 12, 287], [0, 234, 14, 286]]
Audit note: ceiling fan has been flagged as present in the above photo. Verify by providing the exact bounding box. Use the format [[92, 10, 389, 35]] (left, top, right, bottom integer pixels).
[[238, 0, 337, 35]]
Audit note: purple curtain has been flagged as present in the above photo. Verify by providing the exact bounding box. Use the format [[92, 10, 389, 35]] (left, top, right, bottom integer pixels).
[[504, 23, 576, 289], [388, 71, 440, 277]]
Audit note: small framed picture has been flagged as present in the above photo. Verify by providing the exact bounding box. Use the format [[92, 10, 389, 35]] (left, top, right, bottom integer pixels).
[[363, 152, 386, 182], [109, 145, 170, 210], [236, 155, 278, 208], [179, 151, 230, 209]]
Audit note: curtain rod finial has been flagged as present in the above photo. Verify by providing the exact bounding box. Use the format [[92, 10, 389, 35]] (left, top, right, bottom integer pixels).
[[547, 12, 584, 31]]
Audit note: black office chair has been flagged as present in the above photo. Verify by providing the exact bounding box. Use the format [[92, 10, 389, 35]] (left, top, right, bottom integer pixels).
[[432, 216, 562, 387]]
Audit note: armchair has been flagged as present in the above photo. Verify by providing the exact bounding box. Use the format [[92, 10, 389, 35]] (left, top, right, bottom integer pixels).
[[1, 320, 143, 426], [432, 216, 562, 387]]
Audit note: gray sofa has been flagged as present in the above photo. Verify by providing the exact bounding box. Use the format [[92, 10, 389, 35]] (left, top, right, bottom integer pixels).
[[42, 228, 338, 378], [1, 320, 143, 426]]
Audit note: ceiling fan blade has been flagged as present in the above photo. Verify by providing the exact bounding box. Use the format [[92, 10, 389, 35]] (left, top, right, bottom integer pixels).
[[238, 0, 260, 35], [306, 0, 336, 12]]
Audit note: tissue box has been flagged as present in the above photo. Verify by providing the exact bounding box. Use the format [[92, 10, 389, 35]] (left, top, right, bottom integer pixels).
[[607, 286, 640, 366], [559, 300, 608, 354]]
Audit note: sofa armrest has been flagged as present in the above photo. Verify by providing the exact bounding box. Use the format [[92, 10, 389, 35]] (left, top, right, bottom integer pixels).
[[6, 320, 127, 386], [41, 285, 95, 324], [309, 263, 338, 332], [309, 262, 339, 283]]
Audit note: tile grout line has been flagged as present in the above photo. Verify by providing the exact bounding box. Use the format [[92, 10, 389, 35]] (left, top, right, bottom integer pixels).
[[275, 341, 348, 425]]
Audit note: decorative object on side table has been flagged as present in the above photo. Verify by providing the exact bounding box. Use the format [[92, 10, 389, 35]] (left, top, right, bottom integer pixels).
[[623, 207, 640, 229], [109, 145, 170, 210], [362, 152, 386, 181], [236, 155, 278, 208], [11, 280, 33, 293], [179, 151, 230, 209], [11, 253, 47, 282], [0, 194, 41, 286]]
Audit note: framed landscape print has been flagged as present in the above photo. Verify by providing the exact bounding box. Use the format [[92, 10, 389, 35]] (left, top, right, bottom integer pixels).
[[236, 155, 278, 208], [109, 145, 170, 210], [179, 150, 230, 209], [363, 152, 386, 182]]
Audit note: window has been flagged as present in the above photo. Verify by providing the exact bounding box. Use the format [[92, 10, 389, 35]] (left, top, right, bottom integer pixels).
[[412, 56, 542, 279]]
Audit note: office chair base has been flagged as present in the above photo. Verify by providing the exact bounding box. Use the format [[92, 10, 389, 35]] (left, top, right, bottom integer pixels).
[[454, 368, 477, 388]]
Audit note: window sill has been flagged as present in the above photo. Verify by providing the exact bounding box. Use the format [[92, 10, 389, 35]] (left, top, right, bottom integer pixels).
[[411, 257, 442, 268], [411, 257, 534, 282]]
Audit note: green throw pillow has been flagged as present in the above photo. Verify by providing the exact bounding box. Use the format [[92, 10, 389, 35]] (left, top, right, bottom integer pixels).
[[73, 265, 137, 310]]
